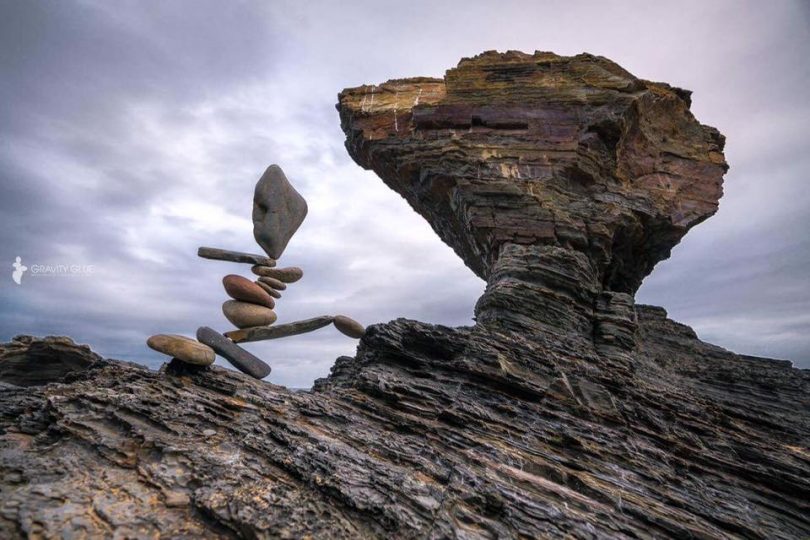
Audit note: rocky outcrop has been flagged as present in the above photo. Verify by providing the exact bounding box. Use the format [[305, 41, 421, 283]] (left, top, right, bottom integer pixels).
[[338, 51, 726, 288], [2, 318, 807, 538], [1, 52, 808, 538], [338, 50, 727, 355], [0, 335, 101, 387]]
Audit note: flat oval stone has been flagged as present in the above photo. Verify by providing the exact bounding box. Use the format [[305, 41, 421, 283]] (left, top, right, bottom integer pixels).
[[195, 326, 271, 379], [256, 275, 286, 291], [251, 265, 274, 277], [333, 315, 366, 339], [251, 266, 303, 283], [222, 274, 275, 308], [147, 334, 215, 366], [222, 300, 277, 329], [254, 280, 281, 298], [197, 247, 275, 266]]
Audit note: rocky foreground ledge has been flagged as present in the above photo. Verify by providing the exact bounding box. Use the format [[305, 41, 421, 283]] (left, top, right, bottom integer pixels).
[[1, 314, 808, 538], [2, 51, 809, 538]]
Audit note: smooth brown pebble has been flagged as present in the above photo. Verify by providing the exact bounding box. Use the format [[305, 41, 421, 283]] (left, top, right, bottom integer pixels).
[[255, 280, 281, 298], [256, 275, 286, 290], [223, 274, 275, 308], [251, 265, 275, 277], [252, 266, 303, 283], [222, 300, 277, 328], [333, 315, 365, 339], [147, 334, 215, 366]]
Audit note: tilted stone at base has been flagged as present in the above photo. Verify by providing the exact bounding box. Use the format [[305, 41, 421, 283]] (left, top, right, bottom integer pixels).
[[196, 326, 271, 379]]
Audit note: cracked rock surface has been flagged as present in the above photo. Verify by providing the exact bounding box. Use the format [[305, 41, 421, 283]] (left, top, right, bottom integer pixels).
[[1, 52, 808, 538]]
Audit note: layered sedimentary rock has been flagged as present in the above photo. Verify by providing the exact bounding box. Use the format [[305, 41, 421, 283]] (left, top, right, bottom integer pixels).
[[1, 52, 808, 538], [2, 319, 808, 538], [338, 51, 726, 287], [338, 50, 727, 356], [0, 335, 100, 386]]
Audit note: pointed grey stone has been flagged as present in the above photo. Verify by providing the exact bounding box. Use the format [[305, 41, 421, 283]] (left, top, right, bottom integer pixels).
[[252, 165, 307, 259]]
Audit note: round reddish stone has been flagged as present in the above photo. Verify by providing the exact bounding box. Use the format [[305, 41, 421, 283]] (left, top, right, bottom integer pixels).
[[222, 274, 275, 308]]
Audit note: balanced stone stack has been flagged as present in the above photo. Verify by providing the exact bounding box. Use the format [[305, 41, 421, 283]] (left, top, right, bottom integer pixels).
[[147, 164, 367, 380]]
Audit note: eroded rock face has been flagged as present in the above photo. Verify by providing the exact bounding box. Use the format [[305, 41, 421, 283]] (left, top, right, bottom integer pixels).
[[1, 322, 808, 538], [0, 335, 100, 386], [339, 51, 727, 288], [338, 51, 727, 349], [1, 53, 808, 539]]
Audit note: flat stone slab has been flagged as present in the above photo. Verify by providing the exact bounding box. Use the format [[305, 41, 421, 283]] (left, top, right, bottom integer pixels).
[[252, 165, 308, 260], [251, 266, 303, 283], [196, 326, 271, 379], [256, 275, 286, 291], [254, 280, 282, 299], [198, 247, 276, 266], [226, 316, 334, 343]]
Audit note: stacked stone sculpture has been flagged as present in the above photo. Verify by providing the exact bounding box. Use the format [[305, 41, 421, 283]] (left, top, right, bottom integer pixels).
[[147, 164, 366, 379]]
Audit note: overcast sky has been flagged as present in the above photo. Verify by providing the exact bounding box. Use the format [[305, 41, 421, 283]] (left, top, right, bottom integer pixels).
[[1, 0, 808, 386]]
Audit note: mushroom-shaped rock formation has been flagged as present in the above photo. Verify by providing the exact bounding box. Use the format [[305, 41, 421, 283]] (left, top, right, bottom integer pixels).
[[338, 50, 728, 359]]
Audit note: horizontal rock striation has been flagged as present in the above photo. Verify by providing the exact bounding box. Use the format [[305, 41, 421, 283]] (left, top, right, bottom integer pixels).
[[1, 317, 807, 538], [338, 51, 727, 288], [0, 335, 101, 387], [1, 52, 807, 538], [338, 51, 727, 354]]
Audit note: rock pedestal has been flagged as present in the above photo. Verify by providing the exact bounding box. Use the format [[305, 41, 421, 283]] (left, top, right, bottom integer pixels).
[[338, 50, 727, 356]]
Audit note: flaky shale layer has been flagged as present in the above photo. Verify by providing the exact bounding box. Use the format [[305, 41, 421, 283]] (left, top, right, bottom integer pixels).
[[338, 51, 728, 358]]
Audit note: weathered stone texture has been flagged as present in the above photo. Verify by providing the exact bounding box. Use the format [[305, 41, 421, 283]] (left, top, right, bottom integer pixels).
[[338, 50, 727, 294]]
